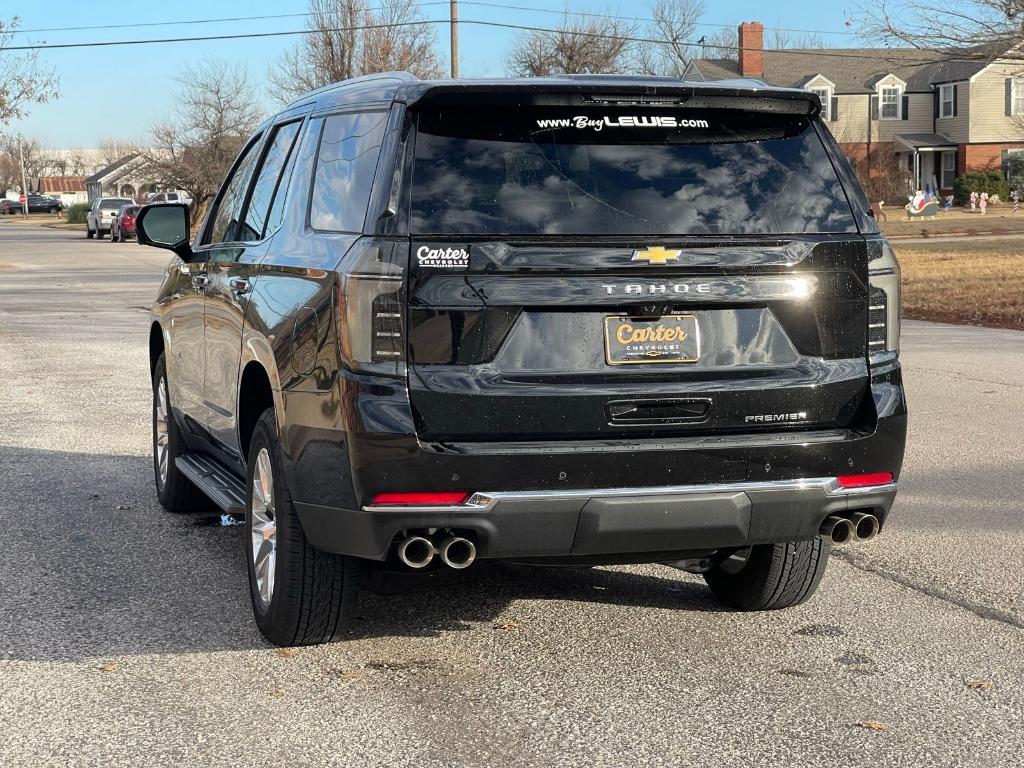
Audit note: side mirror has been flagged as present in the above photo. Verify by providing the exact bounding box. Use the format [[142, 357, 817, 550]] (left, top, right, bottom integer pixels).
[[136, 203, 193, 261]]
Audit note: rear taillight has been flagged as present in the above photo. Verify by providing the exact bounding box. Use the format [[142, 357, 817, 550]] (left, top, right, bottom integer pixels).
[[336, 239, 407, 377], [371, 491, 470, 506], [867, 239, 901, 363], [837, 472, 894, 488]]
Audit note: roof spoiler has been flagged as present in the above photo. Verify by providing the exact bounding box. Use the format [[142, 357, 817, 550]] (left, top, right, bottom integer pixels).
[[401, 82, 818, 116]]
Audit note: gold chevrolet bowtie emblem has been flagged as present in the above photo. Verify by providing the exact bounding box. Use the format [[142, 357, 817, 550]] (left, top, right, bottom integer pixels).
[[631, 246, 682, 265]]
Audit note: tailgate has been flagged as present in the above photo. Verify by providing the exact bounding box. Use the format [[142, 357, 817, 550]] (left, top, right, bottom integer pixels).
[[407, 237, 869, 441], [400, 96, 869, 442]]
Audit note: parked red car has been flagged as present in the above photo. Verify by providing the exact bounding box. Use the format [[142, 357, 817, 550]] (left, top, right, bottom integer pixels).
[[111, 204, 141, 242]]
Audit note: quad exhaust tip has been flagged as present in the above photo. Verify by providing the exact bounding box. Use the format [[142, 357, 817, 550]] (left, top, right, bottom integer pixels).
[[819, 513, 880, 544], [820, 515, 856, 545], [439, 536, 477, 569], [397, 535, 435, 569], [396, 533, 478, 569], [849, 511, 880, 542]]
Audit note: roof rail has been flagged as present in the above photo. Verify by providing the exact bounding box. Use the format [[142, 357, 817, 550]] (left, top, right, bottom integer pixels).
[[284, 71, 420, 110], [558, 74, 684, 83]]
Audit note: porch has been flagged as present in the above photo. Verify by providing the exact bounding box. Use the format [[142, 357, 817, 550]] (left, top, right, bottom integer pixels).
[[895, 133, 958, 195]]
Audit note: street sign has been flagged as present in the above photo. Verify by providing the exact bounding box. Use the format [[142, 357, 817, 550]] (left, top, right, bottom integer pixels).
[[18, 194, 26, 204]]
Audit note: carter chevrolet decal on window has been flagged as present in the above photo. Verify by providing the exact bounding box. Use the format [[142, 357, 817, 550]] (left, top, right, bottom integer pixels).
[[535, 116, 711, 130]]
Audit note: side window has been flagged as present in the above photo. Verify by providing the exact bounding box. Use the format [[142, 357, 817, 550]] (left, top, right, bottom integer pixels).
[[205, 134, 263, 245], [264, 123, 306, 236], [310, 111, 388, 232], [240, 120, 302, 241]]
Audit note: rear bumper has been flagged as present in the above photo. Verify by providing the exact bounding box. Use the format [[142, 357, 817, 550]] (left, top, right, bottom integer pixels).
[[287, 364, 905, 561], [295, 477, 897, 561]]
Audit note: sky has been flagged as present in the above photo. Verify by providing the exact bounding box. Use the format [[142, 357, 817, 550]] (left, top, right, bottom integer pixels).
[[4, 0, 861, 148]]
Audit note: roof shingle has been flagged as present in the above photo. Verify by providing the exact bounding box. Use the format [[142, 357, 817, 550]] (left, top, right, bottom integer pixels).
[[691, 46, 998, 93]]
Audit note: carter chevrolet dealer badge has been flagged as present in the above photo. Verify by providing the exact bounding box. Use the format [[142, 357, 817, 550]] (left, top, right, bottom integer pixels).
[[416, 244, 470, 269]]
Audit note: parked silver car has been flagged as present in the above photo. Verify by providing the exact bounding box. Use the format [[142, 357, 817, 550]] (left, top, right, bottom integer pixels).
[[86, 197, 133, 239]]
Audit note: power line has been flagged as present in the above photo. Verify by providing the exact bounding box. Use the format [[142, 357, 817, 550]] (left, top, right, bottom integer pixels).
[[7, 4, 449, 35], [8, 1, 857, 40], [0, 19, 450, 52], [0, 17, 977, 64], [460, 1, 859, 38]]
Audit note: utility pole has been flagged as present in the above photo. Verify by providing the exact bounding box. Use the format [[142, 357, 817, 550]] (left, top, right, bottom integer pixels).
[[450, 0, 459, 79], [19, 138, 29, 221]]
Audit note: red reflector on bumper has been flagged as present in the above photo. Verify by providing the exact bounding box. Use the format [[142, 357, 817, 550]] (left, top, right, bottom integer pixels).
[[837, 472, 893, 488], [371, 492, 470, 506]]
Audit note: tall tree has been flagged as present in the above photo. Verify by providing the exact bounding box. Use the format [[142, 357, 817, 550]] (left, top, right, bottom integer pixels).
[[0, 17, 58, 125], [269, 0, 442, 102], [853, 0, 1024, 50], [635, 0, 706, 76], [505, 14, 637, 76], [0, 133, 51, 189], [698, 26, 739, 61], [145, 60, 262, 214], [96, 138, 139, 167]]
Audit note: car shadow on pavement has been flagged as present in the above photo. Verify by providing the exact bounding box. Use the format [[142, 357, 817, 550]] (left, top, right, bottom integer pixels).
[[0, 447, 722, 662]]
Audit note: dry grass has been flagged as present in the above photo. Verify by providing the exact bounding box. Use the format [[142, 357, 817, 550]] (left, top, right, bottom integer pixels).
[[880, 208, 1024, 238], [895, 242, 1024, 330]]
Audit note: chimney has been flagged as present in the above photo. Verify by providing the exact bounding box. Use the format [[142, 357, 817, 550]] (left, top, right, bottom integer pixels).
[[738, 21, 764, 79]]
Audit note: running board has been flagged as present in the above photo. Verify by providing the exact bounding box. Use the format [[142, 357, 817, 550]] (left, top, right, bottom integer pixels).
[[175, 454, 247, 515]]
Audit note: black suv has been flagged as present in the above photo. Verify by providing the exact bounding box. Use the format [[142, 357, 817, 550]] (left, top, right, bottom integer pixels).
[[138, 73, 906, 646]]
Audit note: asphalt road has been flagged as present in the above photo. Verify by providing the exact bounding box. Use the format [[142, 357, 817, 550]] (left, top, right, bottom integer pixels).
[[1, 225, 1022, 768]]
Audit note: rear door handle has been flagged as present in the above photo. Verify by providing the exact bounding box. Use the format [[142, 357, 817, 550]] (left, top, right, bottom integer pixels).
[[229, 276, 251, 295], [191, 274, 210, 290]]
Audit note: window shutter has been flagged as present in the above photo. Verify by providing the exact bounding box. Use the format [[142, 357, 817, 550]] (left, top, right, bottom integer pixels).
[[870, 95, 878, 120], [952, 84, 958, 116], [901, 94, 909, 120], [934, 90, 940, 118], [830, 96, 839, 121], [1001, 149, 1010, 179], [1006, 78, 1013, 116]]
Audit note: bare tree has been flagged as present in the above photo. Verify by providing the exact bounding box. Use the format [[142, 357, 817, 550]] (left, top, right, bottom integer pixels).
[[505, 14, 637, 76], [362, 0, 442, 76], [852, 0, 1024, 51], [635, 0, 705, 76], [0, 133, 52, 188], [0, 151, 19, 194], [698, 25, 739, 61], [696, 25, 827, 63], [768, 29, 827, 50], [59, 148, 92, 176], [96, 137, 139, 166], [0, 17, 58, 125], [269, 0, 442, 102], [145, 60, 262, 215]]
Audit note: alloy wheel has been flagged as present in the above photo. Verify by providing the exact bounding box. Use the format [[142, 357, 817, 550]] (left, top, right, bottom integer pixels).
[[155, 378, 170, 487], [250, 448, 277, 607]]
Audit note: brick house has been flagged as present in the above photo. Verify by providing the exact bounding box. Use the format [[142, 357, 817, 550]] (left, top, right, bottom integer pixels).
[[686, 22, 1024, 197]]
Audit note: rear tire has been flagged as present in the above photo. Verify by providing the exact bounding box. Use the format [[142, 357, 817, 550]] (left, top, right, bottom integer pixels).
[[97, 228, 106, 239], [245, 408, 359, 646], [703, 539, 830, 611], [86, 225, 94, 239], [152, 354, 205, 512]]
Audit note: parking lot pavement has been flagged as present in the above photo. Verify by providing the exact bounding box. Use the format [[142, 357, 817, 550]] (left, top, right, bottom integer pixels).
[[1, 225, 1022, 768]]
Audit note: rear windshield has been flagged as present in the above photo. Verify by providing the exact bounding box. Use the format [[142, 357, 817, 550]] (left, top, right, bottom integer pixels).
[[101, 199, 132, 210], [409, 107, 856, 236]]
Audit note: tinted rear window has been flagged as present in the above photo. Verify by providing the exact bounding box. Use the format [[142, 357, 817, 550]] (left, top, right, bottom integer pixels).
[[409, 107, 856, 236], [101, 199, 132, 210]]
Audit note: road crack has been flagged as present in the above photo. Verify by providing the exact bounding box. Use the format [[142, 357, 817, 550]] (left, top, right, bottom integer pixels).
[[834, 549, 1024, 631]]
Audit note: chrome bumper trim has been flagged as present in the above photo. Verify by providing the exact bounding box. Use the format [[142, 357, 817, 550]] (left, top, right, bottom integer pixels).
[[362, 477, 897, 513]]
